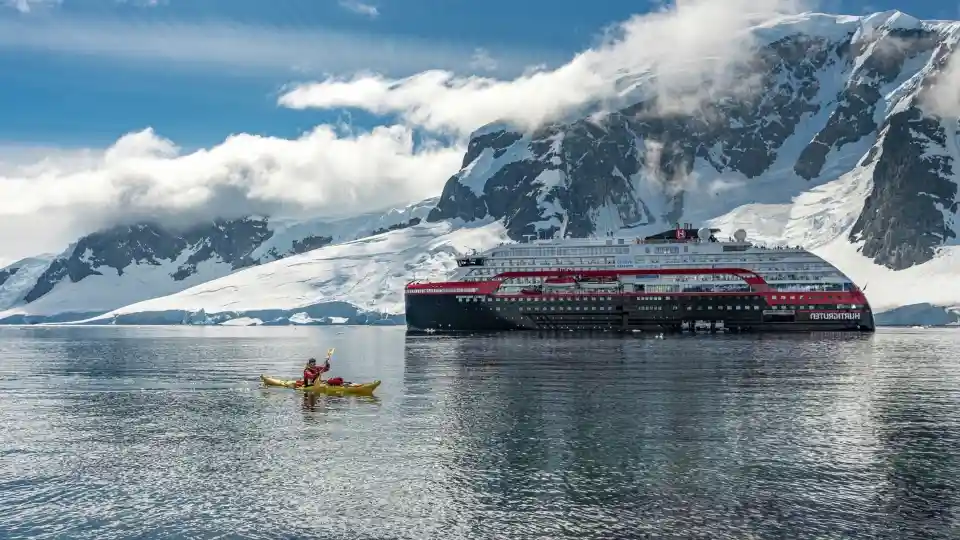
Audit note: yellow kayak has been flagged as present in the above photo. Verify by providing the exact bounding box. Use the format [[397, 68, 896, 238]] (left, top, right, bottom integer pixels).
[[260, 375, 381, 396]]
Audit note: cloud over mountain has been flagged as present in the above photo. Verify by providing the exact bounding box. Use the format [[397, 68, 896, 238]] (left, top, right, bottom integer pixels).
[[0, 126, 462, 260], [278, 0, 813, 136], [0, 0, 818, 262]]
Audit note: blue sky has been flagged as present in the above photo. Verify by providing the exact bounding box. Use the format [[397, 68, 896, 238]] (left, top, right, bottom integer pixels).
[[0, 0, 953, 150], [0, 0, 957, 264]]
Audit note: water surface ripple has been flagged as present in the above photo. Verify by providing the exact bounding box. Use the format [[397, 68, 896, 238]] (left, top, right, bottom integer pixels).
[[1, 326, 958, 539]]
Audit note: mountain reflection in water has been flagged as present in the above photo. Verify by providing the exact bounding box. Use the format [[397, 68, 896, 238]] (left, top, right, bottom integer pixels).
[[0, 326, 957, 539]]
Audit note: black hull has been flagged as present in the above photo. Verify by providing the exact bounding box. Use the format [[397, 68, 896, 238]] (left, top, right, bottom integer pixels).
[[404, 292, 876, 334]]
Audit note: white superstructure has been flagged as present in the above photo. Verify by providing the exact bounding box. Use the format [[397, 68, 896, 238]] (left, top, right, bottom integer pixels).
[[452, 226, 856, 295]]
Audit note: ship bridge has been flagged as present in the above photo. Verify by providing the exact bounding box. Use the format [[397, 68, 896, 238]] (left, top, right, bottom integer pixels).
[[456, 256, 486, 267]]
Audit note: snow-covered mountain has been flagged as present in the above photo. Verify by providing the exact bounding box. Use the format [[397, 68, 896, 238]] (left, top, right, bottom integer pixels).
[[73, 219, 507, 326], [422, 10, 960, 323], [0, 199, 435, 323], [0, 255, 56, 313], [429, 12, 958, 260], [4, 10, 960, 326]]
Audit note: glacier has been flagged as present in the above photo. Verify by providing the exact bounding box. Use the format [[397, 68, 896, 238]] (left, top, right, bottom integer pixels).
[[66, 220, 508, 326], [0, 199, 436, 324]]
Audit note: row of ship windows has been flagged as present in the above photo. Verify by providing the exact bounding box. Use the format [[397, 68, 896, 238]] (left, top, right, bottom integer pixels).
[[482, 259, 831, 269], [497, 305, 621, 311], [495, 305, 763, 312], [496, 245, 807, 258], [456, 296, 861, 310], [471, 270, 843, 281], [491, 304, 862, 312], [465, 295, 668, 301], [489, 271, 840, 278], [498, 247, 631, 257], [459, 294, 851, 302], [496, 284, 852, 293]]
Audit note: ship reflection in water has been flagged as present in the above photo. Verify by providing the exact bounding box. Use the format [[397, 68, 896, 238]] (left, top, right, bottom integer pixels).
[[403, 330, 960, 539]]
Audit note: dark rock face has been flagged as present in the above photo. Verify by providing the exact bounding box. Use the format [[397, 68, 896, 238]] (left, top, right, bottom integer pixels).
[[429, 119, 648, 240], [462, 130, 524, 166], [794, 28, 940, 180], [25, 218, 275, 302], [846, 34, 960, 270], [429, 33, 847, 240], [428, 16, 960, 270], [849, 107, 957, 269], [371, 217, 422, 236], [171, 218, 274, 280], [15, 203, 438, 307], [0, 266, 18, 288], [290, 235, 334, 255]]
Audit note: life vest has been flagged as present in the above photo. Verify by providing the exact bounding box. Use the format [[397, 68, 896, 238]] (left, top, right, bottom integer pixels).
[[303, 365, 322, 382]]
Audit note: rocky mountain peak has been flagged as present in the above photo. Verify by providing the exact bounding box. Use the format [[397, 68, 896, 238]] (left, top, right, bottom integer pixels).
[[2, 197, 436, 318], [427, 12, 960, 272], [0, 266, 18, 288], [22, 217, 276, 303]]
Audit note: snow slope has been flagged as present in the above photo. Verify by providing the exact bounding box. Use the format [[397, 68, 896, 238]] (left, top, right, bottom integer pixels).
[[0, 256, 54, 311], [0, 198, 436, 323], [0, 251, 239, 324], [71, 220, 508, 326], [707, 163, 960, 317], [250, 197, 437, 261]]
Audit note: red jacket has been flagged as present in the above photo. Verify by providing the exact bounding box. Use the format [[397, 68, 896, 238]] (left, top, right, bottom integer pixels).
[[303, 362, 330, 383]]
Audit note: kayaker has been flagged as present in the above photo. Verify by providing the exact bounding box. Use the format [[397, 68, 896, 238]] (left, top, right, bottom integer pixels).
[[302, 357, 330, 387]]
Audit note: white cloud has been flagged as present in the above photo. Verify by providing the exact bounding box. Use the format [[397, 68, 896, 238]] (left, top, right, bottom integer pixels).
[[0, 14, 552, 77], [468, 48, 498, 72], [0, 126, 463, 262], [921, 45, 960, 119], [114, 0, 166, 6], [339, 0, 378, 18], [278, 0, 813, 136], [3, 0, 59, 12], [0, 0, 821, 263]]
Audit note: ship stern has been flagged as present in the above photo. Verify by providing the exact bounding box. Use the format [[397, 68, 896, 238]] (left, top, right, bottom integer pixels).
[[854, 287, 876, 332], [860, 301, 876, 332]]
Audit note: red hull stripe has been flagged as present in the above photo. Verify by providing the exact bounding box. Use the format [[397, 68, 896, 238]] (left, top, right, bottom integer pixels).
[[404, 268, 868, 305]]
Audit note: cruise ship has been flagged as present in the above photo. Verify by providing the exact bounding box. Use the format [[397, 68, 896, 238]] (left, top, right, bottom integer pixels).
[[404, 224, 875, 334]]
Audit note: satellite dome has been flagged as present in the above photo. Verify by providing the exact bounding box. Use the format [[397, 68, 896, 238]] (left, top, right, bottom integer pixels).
[[733, 229, 747, 242], [697, 227, 711, 240]]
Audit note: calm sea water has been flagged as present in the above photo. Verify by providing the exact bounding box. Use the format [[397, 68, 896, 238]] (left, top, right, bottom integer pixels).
[[1, 326, 959, 539]]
